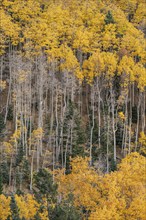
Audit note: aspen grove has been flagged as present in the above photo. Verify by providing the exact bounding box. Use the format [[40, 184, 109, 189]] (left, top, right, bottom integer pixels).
[[0, 0, 146, 219]]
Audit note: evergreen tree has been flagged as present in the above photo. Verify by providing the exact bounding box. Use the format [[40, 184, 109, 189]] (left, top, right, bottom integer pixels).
[[51, 195, 82, 220], [15, 144, 24, 167], [21, 159, 31, 186], [33, 168, 57, 202], [7, 105, 13, 121], [34, 168, 58, 219], [105, 11, 115, 24], [0, 113, 5, 134], [0, 174, 3, 194], [72, 115, 86, 158], [132, 106, 138, 123], [0, 161, 9, 185], [10, 195, 20, 220]]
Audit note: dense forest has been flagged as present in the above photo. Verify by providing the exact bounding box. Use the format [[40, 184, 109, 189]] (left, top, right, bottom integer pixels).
[[0, 0, 146, 219]]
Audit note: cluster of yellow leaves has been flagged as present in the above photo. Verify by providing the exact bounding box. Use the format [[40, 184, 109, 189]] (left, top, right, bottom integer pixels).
[[118, 56, 135, 83], [118, 56, 146, 90], [139, 132, 146, 155], [133, 3, 146, 29], [38, 198, 49, 220], [101, 24, 119, 51], [110, 0, 145, 18], [90, 152, 146, 220], [3, 141, 13, 155], [110, 0, 146, 30], [0, 195, 11, 220], [118, 111, 126, 121], [31, 127, 43, 140], [0, 80, 6, 90], [1, 0, 146, 89], [56, 152, 146, 219], [2, 120, 26, 155], [59, 44, 80, 75], [3, 128, 21, 155], [83, 51, 117, 83], [0, 194, 49, 220], [56, 157, 101, 211], [0, 6, 20, 54], [29, 127, 44, 151], [15, 194, 39, 219], [83, 50, 104, 82], [10, 129, 21, 143], [134, 64, 146, 91]]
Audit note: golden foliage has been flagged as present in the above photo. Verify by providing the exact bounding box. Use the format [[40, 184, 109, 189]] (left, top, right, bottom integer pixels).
[[0, 0, 145, 88], [118, 111, 126, 121], [0, 80, 6, 90], [139, 132, 146, 154], [0, 195, 11, 220], [57, 153, 146, 219], [15, 194, 39, 219]]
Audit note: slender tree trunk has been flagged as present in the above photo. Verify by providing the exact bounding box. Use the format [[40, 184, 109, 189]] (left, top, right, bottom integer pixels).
[[97, 80, 101, 149], [55, 86, 59, 162], [30, 151, 34, 191], [141, 91, 145, 132], [90, 86, 95, 166], [110, 87, 117, 162], [135, 92, 141, 150], [106, 111, 110, 173]]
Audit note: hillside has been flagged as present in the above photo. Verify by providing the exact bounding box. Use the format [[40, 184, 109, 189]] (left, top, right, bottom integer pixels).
[[0, 0, 146, 219]]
